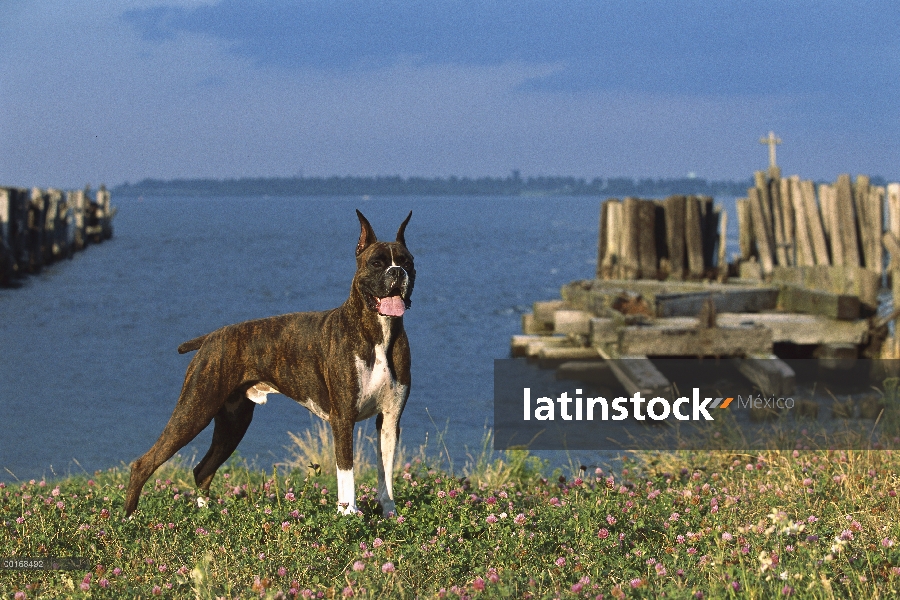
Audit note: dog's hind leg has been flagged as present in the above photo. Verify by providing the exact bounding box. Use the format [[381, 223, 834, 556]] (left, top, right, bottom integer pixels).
[[124, 394, 220, 515], [331, 418, 358, 515], [375, 411, 400, 516], [193, 391, 256, 491]]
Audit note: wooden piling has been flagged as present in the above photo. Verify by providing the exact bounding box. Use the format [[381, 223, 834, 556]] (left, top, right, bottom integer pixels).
[[600, 200, 622, 279], [789, 177, 814, 267], [799, 180, 829, 266], [889, 183, 900, 241], [664, 195, 686, 280], [620, 198, 641, 279], [637, 199, 657, 279], [778, 177, 795, 266], [748, 187, 775, 276], [685, 196, 705, 279], [737, 197, 753, 261], [769, 178, 789, 266], [717, 208, 728, 280], [835, 174, 860, 267]]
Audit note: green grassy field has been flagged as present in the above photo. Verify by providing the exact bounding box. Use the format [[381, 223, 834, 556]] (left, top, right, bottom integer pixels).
[[3, 424, 900, 599]]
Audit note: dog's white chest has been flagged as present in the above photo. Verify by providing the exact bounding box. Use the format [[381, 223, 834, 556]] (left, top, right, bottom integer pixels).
[[354, 317, 399, 418]]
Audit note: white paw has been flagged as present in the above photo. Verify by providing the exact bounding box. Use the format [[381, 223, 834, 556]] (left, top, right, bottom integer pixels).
[[197, 497, 208, 508]]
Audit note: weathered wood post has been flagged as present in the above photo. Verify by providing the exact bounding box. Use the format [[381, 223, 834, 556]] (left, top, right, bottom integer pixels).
[[597, 202, 606, 279], [801, 180, 829, 266], [25, 188, 46, 273], [664, 195, 686, 280], [599, 199, 622, 279], [736, 197, 753, 262], [97, 185, 113, 240], [69, 190, 86, 251], [0, 188, 11, 284], [748, 186, 775, 276], [788, 177, 814, 266], [637, 199, 657, 279], [717, 207, 728, 281], [835, 174, 860, 267], [685, 195, 705, 279], [621, 197, 641, 279], [778, 177, 795, 265]]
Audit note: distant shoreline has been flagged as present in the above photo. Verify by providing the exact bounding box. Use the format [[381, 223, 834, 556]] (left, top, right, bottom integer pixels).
[[112, 174, 777, 199]]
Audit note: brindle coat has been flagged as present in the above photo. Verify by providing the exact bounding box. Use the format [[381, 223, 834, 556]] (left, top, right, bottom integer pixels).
[[124, 210, 414, 516]]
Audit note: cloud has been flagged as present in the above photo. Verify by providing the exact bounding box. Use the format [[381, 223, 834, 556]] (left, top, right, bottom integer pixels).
[[121, 0, 900, 99]]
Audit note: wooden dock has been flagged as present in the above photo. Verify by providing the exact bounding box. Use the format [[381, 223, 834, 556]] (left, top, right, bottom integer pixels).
[[515, 165, 900, 402], [0, 184, 115, 285]]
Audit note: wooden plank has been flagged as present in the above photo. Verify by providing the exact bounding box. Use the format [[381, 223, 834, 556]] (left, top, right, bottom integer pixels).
[[621, 197, 640, 279], [733, 353, 795, 397], [553, 310, 592, 336], [596, 345, 672, 398], [511, 334, 549, 357], [522, 313, 552, 335], [867, 187, 884, 275], [525, 336, 573, 357], [654, 288, 779, 317], [737, 197, 753, 261], [637, 199, 657, 279], [883, 231, 900, 272], [854, 175, 872, 270], [770, 264, 879, 310], [888, 183, 900, 242], [789, 177, 814, 266], [714, 312, 869, 345], [685, 196, 705, 279], [664, 195, 686, 280], [597, 201, 610, 278], [748, 187, 775, 275], [600, 200, 622, 279], [779, 178, 795, 265], [538, 346, 601, 361], [818, 183, 838, 264], [835, 174, 860, 267], [533, 300, 569, 327], [769, 177, 788, 266], [754, 171, 773, 230], [800, 180, 829, 266], [777, 284, 860, 320], [717, 208, 728, 280], [618, 324, 772, 356], [700, 196, 717, 270]]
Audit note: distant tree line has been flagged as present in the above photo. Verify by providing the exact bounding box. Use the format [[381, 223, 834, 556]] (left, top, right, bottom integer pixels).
[[112, 174, 766, 198]]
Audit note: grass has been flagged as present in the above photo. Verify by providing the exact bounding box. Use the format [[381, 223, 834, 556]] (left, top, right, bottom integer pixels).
[[4, 427, 900, 598]]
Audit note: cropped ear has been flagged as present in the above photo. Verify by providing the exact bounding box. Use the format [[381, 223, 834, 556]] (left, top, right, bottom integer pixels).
[[395, 211, 412, 247], [356, 210, 377, 256]]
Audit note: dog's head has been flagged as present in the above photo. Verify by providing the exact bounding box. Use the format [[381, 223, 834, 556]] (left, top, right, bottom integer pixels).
[[353, 210, 415, 318]]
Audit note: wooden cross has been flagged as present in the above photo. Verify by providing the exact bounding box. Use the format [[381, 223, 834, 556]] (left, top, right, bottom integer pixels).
[[759, 131, 782, 170]]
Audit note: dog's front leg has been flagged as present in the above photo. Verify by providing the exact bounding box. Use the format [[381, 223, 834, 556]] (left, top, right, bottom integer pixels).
[[330, 418, 358, 515], [375, 411, 400, 516]]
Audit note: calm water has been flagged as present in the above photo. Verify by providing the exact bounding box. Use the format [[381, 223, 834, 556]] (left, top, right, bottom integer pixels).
[[0, 195, 741, 482]]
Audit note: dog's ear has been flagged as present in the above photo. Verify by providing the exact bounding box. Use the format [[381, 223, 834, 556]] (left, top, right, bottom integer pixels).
[[396, 211, 412, 247], [356, 210, 377, 256]]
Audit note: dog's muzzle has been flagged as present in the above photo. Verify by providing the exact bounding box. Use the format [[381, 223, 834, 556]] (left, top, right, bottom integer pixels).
[[375, 266, 412, 317]]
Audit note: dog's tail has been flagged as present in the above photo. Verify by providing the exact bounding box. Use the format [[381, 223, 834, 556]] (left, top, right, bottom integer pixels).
[[177, 334, 209, 354]]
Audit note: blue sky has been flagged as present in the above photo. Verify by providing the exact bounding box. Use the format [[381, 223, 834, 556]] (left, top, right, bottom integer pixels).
[[1, 1, 898, 188]]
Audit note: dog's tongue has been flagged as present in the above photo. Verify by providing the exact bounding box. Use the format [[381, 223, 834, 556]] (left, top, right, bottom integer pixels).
[[377, 296, 405, 317]]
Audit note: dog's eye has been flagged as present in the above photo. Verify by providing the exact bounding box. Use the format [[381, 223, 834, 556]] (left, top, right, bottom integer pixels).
[[370, 260, 384, 269]]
